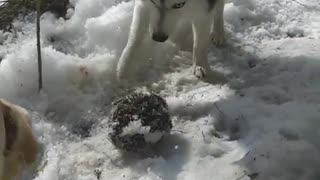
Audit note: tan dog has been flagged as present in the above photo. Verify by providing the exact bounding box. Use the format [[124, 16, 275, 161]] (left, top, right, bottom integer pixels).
[[0, 99, 39, 180]]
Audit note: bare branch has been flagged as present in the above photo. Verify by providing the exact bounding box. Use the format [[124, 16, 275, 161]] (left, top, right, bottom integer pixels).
[[36, 0, 43, 92], [292, 0, 309, 8]]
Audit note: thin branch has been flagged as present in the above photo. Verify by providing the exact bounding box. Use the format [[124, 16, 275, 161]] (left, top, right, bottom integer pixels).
[[214, 102, 226, 118], [291, 0, 309, 8], [234, 173, 247, 180], [291, 0, 320, 10], [36, 0, 43, 92]]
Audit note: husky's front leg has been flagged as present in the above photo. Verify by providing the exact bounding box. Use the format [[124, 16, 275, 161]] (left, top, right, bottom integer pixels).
[[116, 0, 149, 82], [212, 0, 225, 45], [192, 18, 211, 79]]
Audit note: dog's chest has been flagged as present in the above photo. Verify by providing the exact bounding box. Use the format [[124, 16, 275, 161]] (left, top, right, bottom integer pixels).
[[207, 0, 217, 10]]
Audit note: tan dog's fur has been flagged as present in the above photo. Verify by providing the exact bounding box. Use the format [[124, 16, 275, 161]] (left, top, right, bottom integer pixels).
[[0, 99, 39, 180]]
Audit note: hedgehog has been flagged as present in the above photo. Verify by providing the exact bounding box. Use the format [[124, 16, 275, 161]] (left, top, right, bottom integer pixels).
[[109, 91, 172, 153]]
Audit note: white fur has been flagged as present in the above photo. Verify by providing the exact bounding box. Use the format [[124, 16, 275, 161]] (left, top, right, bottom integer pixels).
[[116, 0, 225, 81], [0, 99, 39, 180]]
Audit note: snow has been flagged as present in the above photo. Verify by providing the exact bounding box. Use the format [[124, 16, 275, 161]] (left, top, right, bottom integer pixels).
[[120, 120, 150, 136], [119, 120, 164, 144], [0, 0, 320, 179]]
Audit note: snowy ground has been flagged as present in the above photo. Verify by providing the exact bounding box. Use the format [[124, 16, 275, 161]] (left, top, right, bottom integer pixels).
[[1, 0, 320, 179]]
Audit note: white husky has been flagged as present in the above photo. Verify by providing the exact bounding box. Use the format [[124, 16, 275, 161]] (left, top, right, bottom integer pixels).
[[117, 0, 225, 81]]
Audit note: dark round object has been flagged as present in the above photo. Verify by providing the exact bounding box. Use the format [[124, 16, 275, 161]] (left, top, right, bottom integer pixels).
[[109, 92, 172, 152]]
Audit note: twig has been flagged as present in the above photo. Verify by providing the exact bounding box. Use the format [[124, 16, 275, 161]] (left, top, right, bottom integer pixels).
[[214, 102, 226, 118], [36, 0, 43, 92], [234, 173, 247, 180], [291, 0, 309, 8], [291, 0, 320, 10]]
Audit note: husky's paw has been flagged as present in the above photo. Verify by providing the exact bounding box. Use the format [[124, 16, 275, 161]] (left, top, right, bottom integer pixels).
[[211, 31, 225, 46], [212, 36, 224, 46], [192, 65, 207, 79]]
